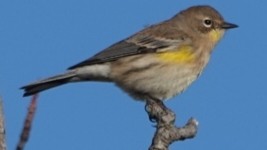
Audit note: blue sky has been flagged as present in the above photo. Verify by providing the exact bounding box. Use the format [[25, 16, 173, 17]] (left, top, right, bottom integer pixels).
[[1, 0, 266, 149]]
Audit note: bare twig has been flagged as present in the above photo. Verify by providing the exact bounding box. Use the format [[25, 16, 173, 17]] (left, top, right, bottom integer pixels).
[[16, 94, 38, 150], [0, 97, 7, 150], [145, 99, 198, 150]]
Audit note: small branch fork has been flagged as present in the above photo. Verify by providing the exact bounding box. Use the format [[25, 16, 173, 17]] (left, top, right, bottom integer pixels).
[[145, 99, 198, 150]]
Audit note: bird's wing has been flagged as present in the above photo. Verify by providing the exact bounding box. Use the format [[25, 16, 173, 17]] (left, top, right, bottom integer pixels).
[[68, 29, 188, 70]]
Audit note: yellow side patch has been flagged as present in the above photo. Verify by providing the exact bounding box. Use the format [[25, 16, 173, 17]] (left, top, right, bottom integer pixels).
[[157, 45, 195, 64]]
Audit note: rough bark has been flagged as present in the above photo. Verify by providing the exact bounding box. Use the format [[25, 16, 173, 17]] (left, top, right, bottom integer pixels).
[[16, 95, 38, 150], [0, 98, 7, 150]]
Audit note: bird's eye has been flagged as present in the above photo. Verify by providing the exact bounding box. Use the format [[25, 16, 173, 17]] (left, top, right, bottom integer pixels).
[[203, 18, 213, 28]]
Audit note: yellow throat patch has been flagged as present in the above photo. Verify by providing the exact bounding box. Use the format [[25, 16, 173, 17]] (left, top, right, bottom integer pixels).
[[209, 29, 224, 43], [157, 45, 195, 64]]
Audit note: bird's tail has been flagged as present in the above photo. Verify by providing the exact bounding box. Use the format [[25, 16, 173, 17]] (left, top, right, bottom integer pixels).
[[21, 71, 77, 97]]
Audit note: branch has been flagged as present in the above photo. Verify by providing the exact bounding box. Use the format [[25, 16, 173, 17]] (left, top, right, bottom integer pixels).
[[16, 94, 38, 150], [145, 99, 198, 150], [0, 97, 7, 150]]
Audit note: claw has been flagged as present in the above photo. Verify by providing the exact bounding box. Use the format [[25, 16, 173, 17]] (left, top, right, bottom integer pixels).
[[145, 103, 157, 122]]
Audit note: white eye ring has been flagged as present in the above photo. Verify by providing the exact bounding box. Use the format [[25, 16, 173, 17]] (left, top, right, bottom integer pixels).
[[203, 18, 213, 28]]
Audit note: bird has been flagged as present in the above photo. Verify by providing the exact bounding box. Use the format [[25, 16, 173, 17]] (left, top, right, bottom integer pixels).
[[21, 5, 238, 103]]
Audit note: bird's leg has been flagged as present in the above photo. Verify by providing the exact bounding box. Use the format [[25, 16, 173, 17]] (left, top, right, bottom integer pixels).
[[145, 97, 175, 124], [145, 98, 159, 122]]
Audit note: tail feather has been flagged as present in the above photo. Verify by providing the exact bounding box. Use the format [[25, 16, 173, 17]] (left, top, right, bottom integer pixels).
[[21, 72, 76, 97]]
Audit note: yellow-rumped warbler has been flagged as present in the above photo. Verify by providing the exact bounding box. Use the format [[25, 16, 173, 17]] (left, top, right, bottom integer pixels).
[[21, 5, 237, 101]]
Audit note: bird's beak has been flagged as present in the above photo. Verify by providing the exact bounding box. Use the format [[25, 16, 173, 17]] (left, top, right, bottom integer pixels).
[[221, 22, 238, 29]]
